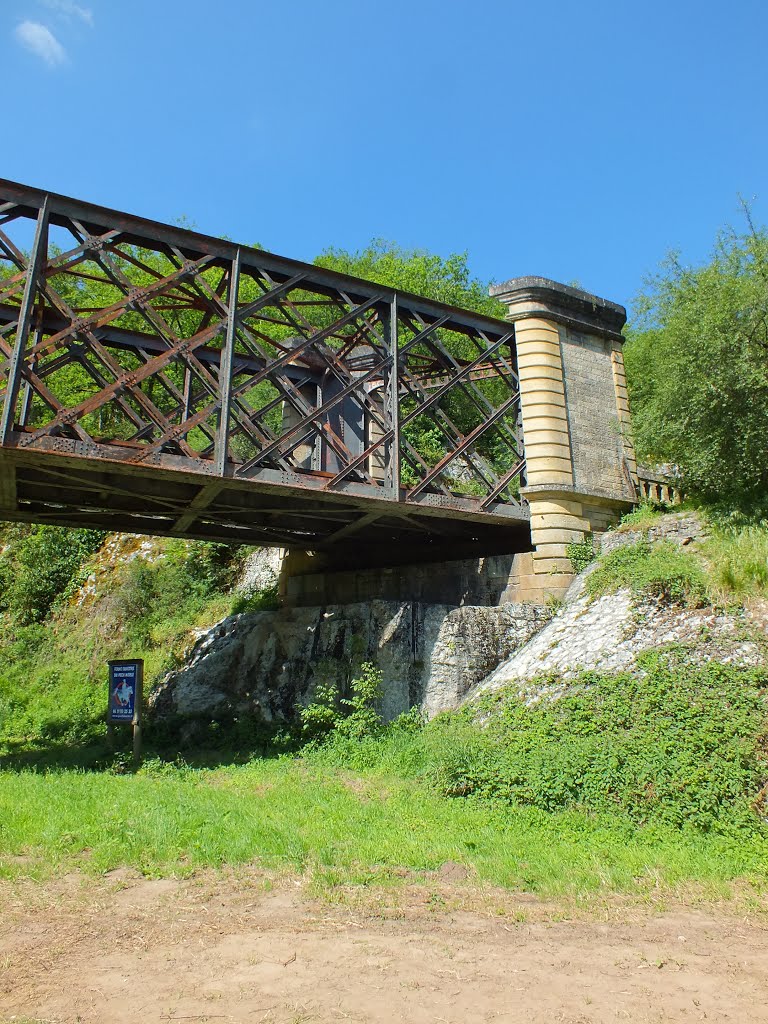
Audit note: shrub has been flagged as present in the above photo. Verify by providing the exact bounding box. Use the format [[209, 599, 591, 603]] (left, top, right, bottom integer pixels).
[[0, 526, 106, 624], [301, 662, 384, 743], [566, 535, 596, 573], [422, 657, 768, 831], [230, 584, 279, 614], [616, 502, 666, 531], [0, 533, 243, 757]]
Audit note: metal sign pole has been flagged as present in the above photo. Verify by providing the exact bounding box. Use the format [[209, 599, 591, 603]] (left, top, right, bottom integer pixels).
[[132, 661, 143, 766]]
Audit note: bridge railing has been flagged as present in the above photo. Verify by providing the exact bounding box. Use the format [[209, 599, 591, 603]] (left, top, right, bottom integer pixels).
[[637, 466, 680, 506], [0, 180, 526, 522]]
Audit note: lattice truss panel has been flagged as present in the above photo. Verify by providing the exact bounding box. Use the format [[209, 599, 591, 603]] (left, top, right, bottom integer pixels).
[[0, 183, 527, 544]]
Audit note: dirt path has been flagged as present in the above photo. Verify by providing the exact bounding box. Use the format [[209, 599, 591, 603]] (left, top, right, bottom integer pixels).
[[1, 870, 767, 1024]]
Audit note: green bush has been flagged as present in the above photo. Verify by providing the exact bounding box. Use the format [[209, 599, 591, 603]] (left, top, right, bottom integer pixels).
[[586, 539, 708, 604], [420, 656, 768, 831], [299, 656, 768, 833], [230, 583, 279, 615], [112, 540, 241, 645], [0, 526, 106, 624], [301, 662, 384, 743], [566, 535, 596, 573], [616, 502, 666, 531]]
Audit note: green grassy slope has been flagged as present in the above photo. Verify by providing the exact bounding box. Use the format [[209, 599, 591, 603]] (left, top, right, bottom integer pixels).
[[0, 527, 242, 760]]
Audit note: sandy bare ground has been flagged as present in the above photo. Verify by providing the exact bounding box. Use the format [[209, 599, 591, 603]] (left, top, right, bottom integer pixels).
[[1, 869, 767, 1024]]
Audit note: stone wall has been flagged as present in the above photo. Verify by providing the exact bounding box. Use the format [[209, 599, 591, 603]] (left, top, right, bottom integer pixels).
[[560, 328, 632, 500], [282, 552, 526, 608], [600, 511, 705, 557]]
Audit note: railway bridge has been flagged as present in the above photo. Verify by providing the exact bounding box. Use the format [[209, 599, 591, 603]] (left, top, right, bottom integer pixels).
[[0, 180, 639, 603]]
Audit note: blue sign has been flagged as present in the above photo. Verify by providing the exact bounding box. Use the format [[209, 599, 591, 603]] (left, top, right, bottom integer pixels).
[[108, 661, 139, 723]]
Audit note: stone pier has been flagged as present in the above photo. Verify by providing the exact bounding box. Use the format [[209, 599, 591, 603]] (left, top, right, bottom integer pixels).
[[489, 277, 638, 600]]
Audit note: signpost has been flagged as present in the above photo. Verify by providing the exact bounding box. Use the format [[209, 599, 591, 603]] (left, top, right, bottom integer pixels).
[[107, 659, 143, 763]]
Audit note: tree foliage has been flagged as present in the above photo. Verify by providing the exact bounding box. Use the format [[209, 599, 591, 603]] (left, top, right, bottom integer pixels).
[[315, 239, 504, 318], [625, 218, 768, 505], [0, 526, 106, 624]]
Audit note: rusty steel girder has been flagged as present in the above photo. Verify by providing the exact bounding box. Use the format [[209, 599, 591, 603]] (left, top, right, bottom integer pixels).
[[0, 179, 529, 557]]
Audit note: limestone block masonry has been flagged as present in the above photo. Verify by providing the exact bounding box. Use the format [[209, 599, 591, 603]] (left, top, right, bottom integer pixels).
[[490, 277, 639, 596]]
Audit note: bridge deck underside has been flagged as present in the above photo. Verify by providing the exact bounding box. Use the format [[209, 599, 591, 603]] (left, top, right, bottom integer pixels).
[[0, 180, 530, 561], [0, 448, 532, 566]]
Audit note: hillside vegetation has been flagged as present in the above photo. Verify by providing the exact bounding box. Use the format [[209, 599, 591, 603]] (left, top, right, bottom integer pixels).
[[0, 526, 244, 760], [1, 510, 768, 900]]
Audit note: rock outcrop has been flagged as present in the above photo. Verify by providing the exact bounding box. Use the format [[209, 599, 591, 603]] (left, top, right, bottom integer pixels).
[[467, 511, 764, 702], [148, 511, 767, 726], [465, 577, 764, 703], [148, 600, 550, 724]]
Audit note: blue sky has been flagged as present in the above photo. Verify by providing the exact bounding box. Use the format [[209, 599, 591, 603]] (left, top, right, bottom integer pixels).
[[3, 0, 767, 314]]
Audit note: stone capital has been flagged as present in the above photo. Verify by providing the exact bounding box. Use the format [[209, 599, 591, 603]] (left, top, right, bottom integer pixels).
[[490, 276, 626, 342]]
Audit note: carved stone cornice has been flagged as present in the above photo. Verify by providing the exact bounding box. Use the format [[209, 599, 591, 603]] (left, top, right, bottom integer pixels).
[[490, 276, 626, 342]]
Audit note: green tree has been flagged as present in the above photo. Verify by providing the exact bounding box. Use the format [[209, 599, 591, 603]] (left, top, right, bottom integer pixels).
[[317, 241, 515, 485], [315, 239, 504, 318], [625, 217, 768, 506]]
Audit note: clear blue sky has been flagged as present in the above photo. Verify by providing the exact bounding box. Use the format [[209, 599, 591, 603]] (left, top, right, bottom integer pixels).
[[4, 0, 767, 314]]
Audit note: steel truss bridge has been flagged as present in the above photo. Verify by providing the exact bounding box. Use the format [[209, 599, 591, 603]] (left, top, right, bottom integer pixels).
[[0, 180, 530, 565]]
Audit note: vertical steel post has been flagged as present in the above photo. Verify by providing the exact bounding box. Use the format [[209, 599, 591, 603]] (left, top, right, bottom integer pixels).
[[385, 294, 400, 498], [19, 347, 38, 427], [182, 365, 193, 422], [214, 248, 241, 476], [132, 660, 144, 767], [0, 197, 49, 444]]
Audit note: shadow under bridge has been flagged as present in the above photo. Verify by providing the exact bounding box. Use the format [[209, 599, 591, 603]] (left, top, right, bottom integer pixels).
[[0, 180, 531, 568]]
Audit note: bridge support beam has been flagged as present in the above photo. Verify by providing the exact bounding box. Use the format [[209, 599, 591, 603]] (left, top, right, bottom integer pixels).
[[491, 278, 638, 597]]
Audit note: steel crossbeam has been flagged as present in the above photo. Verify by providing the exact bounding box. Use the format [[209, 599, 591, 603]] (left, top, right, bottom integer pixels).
[[0, 179, 529, 557]]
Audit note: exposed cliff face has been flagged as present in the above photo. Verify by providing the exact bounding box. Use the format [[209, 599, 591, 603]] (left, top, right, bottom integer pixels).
[[466, 579, 765, 703], [467, 510, 766, 702], [148, 601, 550, 724]]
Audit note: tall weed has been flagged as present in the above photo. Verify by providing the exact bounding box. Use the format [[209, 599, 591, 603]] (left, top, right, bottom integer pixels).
[[703, 524, 768, 602]]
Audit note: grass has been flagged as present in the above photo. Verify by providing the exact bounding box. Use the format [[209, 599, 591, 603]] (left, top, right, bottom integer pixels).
[[586, 539, 708, 604], [703, 524, 768, 603], [613, 502, 667, 532], [1, 756, 767, 902], [2, 655, 768, 903], [0, 530, 245, 755], [601, 504, 768, 607], [2, 521, 768, 908], [0, 588, 232, 754]]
